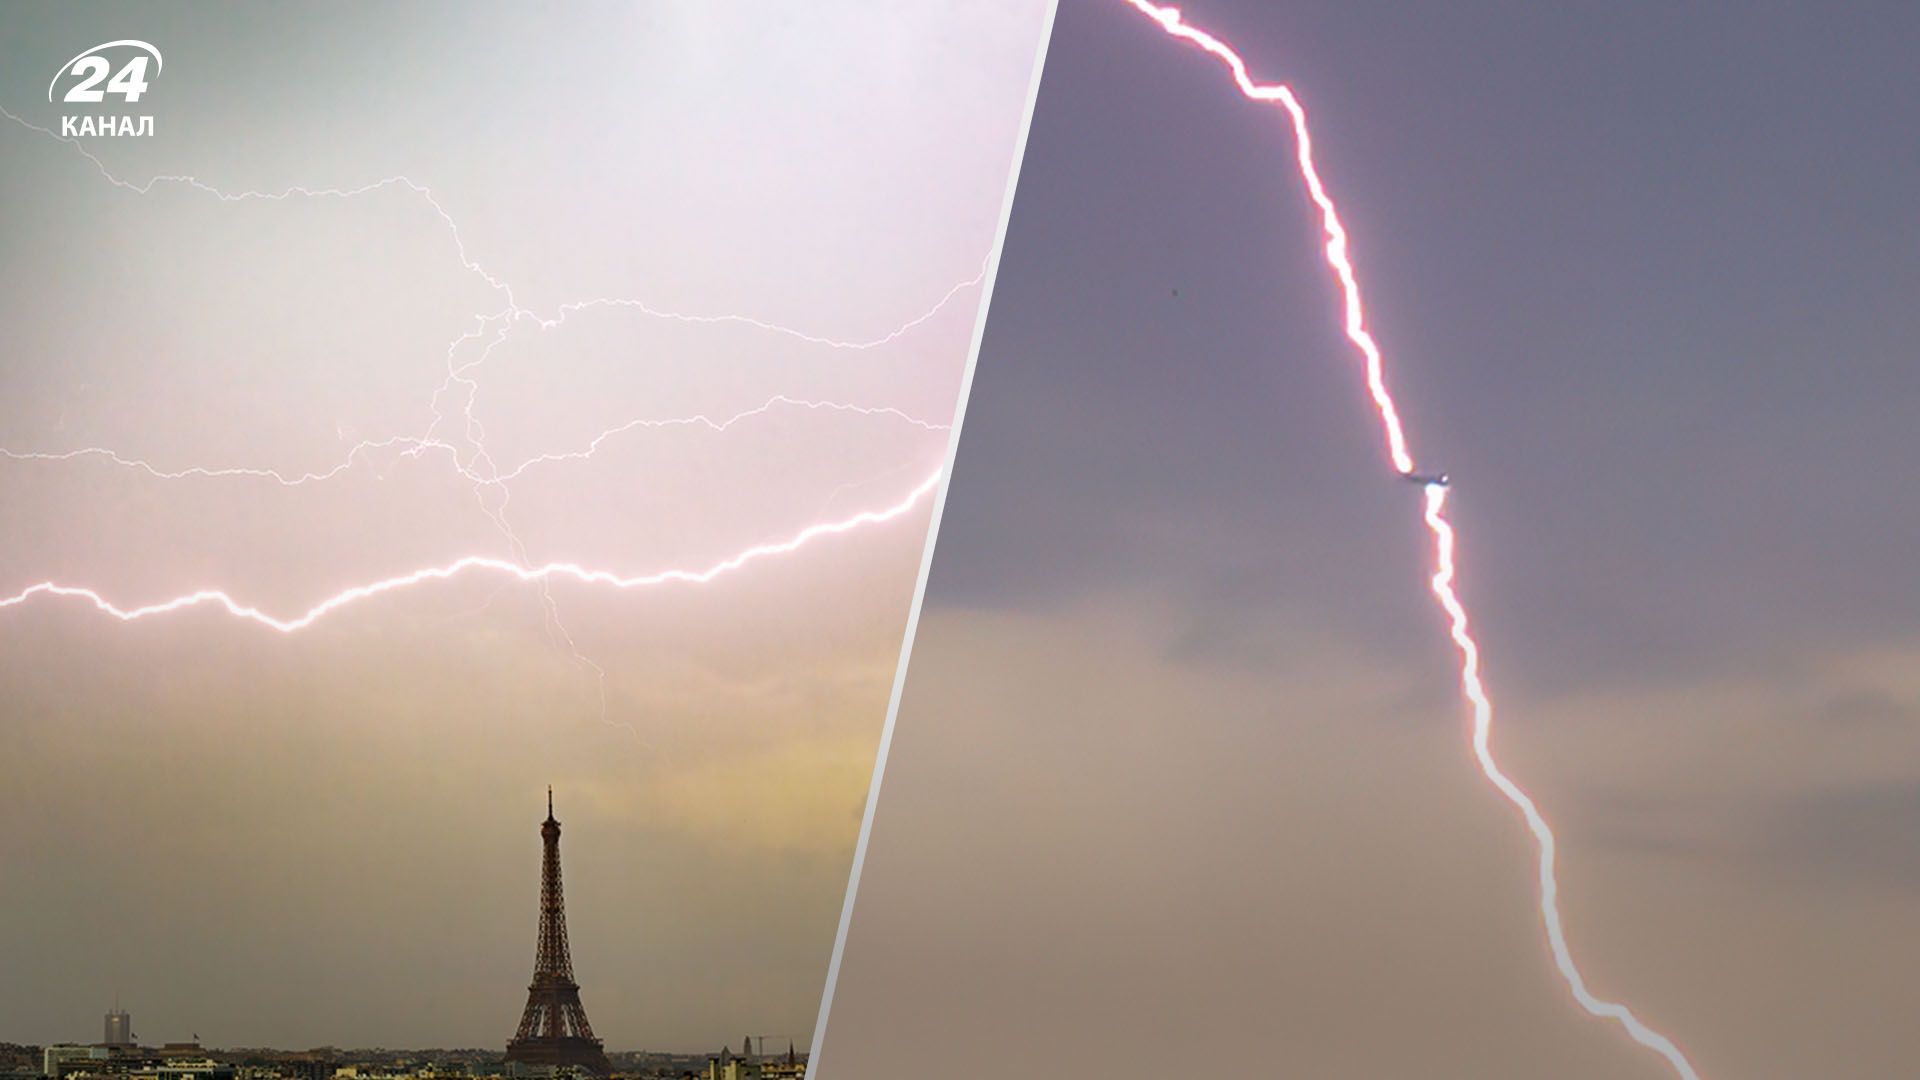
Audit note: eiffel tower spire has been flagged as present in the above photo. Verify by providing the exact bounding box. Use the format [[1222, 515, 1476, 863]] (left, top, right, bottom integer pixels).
[[506, 791, 611, 1075]]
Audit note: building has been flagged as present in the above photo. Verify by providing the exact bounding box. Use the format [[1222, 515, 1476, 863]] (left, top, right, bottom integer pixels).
[[37, 1058, 235, 1080], [702, 1037, 805, 1080], [274, 1058, 335, 1080], [757, 1044, 803, 1080], [503, 792, 611, 1077], [104, 1011, 133, 1049], [42, 1047, 107, 1077], [156, 1061, 233, 1080], [701, 1046, 755, 1080]]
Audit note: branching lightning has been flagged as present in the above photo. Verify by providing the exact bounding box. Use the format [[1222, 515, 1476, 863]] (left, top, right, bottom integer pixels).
[[0, 106, 989, 350], [0, 395, 948, 487], [0, 101, 967, 724], [1124, 3, 1701, 1076]]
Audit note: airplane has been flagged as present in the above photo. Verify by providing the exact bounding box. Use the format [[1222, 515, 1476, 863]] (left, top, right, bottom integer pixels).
[[1400, 469, 1449, 487]]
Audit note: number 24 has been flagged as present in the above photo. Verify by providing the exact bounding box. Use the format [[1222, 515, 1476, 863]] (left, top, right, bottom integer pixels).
[[65, 55, 150, 103]]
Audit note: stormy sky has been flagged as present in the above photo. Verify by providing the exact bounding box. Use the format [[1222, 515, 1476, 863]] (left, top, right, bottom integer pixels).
[[0, 1, 1047, 1053], [820, 2, 1920, 1078]]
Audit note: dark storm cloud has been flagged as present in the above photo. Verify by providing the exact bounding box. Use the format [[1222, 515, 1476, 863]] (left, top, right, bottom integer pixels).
[[1815, 688, 1913, 729], [1587, 779, 1920, 890], [927, 0, 1920, 695], [1758, 783, 1920, 887]]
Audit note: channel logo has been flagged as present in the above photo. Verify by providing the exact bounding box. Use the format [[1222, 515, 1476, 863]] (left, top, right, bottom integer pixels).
[[48, 39, 163, 138]]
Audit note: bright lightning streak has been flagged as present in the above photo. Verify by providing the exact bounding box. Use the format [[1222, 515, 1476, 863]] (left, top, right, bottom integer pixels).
[[1124, 3, 1702, 1077], [0, 472, 940, 634]]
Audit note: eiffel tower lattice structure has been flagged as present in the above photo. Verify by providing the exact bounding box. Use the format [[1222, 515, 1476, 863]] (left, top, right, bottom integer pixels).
[[505, 789, 613, 1075]]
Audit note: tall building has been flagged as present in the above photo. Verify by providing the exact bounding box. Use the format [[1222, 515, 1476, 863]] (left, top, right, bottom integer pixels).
[[103, 1009, 132, 1048], [703, 1045, 757, 1080], [504, 790, 612, 1076]]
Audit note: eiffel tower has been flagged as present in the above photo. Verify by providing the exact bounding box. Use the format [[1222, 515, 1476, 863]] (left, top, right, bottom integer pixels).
[[506, 789, 612, 1075]]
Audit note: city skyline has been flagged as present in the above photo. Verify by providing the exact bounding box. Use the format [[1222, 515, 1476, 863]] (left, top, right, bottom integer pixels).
[[7, 1037, 807, 1080], [7, 796, 816, 1059]]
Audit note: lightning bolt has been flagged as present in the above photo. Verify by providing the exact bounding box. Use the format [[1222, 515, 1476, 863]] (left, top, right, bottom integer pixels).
[[1124, 3, 1702, 1076], [0, 472, 940, 634]]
